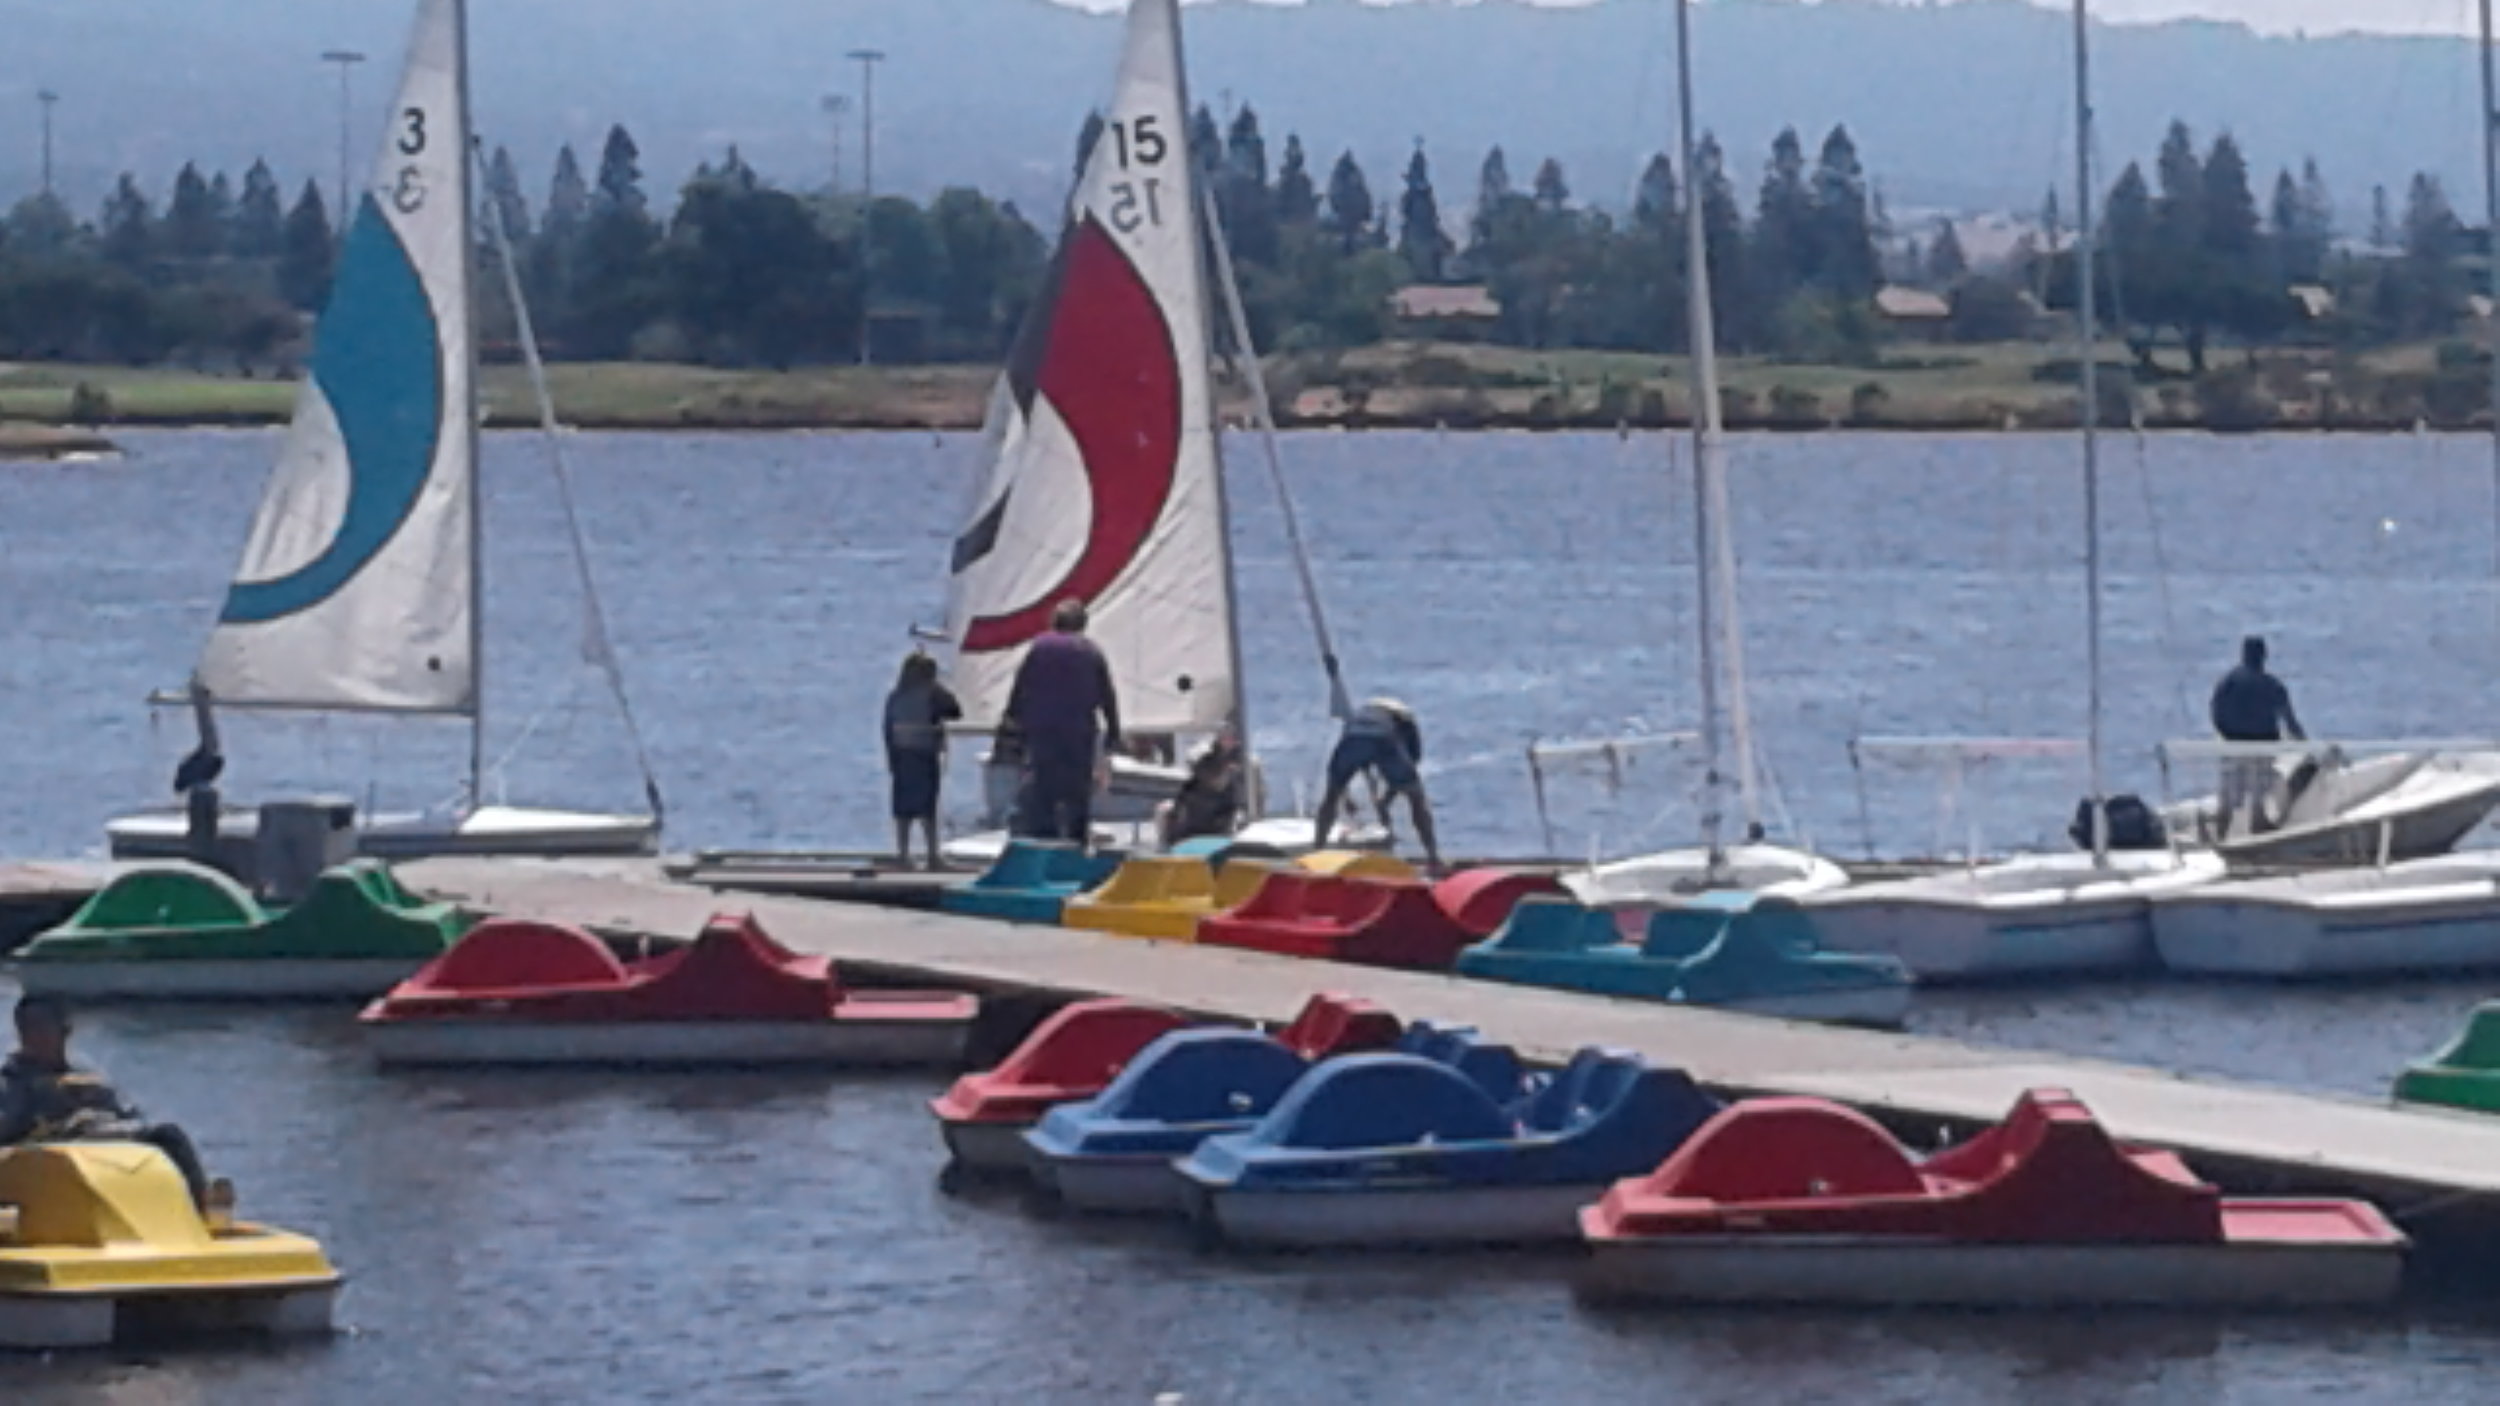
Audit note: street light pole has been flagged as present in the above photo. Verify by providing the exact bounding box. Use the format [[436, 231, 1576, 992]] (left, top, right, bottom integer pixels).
[[36, 90, 57, 198], [320, 49, 366, 224], [820, 93, 849, 195], [847, 47, 885, 366]]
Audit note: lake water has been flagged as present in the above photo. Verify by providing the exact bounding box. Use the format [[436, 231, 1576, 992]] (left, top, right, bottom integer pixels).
[[7, 429, 2500, 1399]]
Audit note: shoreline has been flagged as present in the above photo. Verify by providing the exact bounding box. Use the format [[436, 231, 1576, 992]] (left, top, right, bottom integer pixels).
[[5, 340, 2490, 437]]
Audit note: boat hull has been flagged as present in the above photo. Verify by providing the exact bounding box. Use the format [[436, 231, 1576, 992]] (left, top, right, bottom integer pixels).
[[1805, 898, 2155, 981], [0, 1280, 338, 1352], [1198, 1181, 1604, 1249], [1561, 845, 1850, 906], [1035, 1154, 1189, 1215], [2153, 859, 2500, 976], [1799, 852, 2227, 982], [107, 803, 658, 862], [9, 957, 425, 1002], [940, 1118, 1039, 1173], [366, 1018, 967, 1068], [1579, 1235, 2402, 1308]]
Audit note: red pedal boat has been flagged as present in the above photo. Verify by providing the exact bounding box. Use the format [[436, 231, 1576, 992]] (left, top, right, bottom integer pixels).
[[927, 992, 1400, 1172], [1579, 1088, 2406, 1308], [360, 912, 975, 1067]]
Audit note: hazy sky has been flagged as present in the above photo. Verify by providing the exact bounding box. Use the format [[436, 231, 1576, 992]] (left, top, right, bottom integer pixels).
[[1062, 1, 2495, 41]]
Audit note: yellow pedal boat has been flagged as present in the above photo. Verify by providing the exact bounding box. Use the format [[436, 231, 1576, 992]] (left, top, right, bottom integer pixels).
[[0, 1142, 340, 1350]]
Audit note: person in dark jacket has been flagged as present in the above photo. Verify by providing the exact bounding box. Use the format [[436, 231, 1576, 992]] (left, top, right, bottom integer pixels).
[[1, 995, 217, 1212], [1004, 599, 1121, 845], [1158, 730, 1246, 847], [884, 650, 963, 869], [2210, 635, 2306, 837], [1315, 697, 1443, 872]]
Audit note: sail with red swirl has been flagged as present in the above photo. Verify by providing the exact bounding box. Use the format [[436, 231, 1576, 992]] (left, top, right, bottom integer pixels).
[[942, 0, 1233, 735]]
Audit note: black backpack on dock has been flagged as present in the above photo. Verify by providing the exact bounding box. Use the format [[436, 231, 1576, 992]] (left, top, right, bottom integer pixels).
[[2069, 794, 2166, 852]]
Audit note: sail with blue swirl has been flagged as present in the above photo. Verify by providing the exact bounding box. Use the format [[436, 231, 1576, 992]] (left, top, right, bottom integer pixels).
[[196, 0, 474, 714]]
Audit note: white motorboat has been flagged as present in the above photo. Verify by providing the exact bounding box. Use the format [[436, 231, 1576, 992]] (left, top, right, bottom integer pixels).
[[2151, 851, 2500, 977], [2159, 743, 2500, 867], [1794, 848, 2227, 981], [107, 0, 659, 863]]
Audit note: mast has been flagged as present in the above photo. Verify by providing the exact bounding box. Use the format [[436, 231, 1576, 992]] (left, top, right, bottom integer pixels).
[[2074, 0, 2108, 861], [455, 0, 486, 811], [2482, 0, 2500, 620], [1674, 0, 1726, 874], [1166, 2, 1255, 799]]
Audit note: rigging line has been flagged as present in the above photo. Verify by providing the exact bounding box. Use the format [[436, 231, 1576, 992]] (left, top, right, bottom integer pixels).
[[473, 135, 667, 825], [1199, 178, 1356, 722]]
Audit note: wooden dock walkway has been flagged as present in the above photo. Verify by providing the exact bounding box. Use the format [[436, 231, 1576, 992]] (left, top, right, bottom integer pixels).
[[404, 856, 2500, 1253]]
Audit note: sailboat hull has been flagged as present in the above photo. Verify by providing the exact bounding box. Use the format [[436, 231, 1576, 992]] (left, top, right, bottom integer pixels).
[[1796, 850, 2227, 982], [2152, 853, 2500, 977], [105, 803, 657, 862]]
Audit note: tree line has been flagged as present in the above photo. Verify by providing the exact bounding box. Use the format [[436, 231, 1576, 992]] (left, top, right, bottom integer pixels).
[[0, 105, 2487, 376]]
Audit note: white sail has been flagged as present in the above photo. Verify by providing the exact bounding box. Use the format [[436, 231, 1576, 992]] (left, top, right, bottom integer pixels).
[[197, 0, 474, 714], [942, 0, 1232, 735]]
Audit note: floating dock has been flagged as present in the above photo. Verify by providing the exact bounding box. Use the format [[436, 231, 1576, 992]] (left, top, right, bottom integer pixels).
[[396, 855, 2500, 1265]]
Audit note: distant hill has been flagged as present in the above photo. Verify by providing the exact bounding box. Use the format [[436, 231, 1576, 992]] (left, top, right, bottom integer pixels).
[[3, 0, 2488, 227]]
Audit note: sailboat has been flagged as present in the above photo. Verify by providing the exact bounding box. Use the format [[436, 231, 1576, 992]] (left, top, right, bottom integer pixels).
[[1553, 0, 1845, 907], [107, 0, 658, 863], [1782, 0, 2225, 981], [2146, 1, 2500, 977], [937, 0, 1369, 862]]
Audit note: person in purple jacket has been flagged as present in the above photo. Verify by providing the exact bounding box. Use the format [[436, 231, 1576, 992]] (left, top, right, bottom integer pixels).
[[1004, 599, 1122, 845]]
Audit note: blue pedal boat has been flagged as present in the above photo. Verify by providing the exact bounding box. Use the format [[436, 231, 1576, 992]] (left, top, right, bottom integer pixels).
[[1456, 894, 1914, 1028], [939, 840, 1124, 925], [1177, 1046, 1722, 1248], [1022, 1022, 1514, 1215]]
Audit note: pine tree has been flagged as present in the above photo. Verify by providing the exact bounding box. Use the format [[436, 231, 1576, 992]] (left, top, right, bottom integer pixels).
[[2102, 162, 2158, 365], [593, 125, 648, 219], [279, 179, 335, 309], [1274, 135, 1319, 226], [1472, 146, 1512, 246], [486, 145, 532, 243], [1396, 144, 1452, 282], [2371, 184, 2394, 252], [1753, 127, 1811, 306], [2271, 168, 2324, 285], [1219, 106, 1278, 266], [1927, 218, 1968, 286], [544, 143, 591, 242], [1190, 104, 1223, 178], [1226, 105, 1270, 189], [1633, 153, 1679, 233], [164, 162, 224, 260], [1694, 132, 1749, 349], [1810, 125, 1878, 300], [233, 159, 284, 258], [1531, 157, 1569, 213], [1323, 150, 1373, 252], [2299, 158, 2335, 246], [2399, 171, 2463, 337], [100, 174, 156, 270]]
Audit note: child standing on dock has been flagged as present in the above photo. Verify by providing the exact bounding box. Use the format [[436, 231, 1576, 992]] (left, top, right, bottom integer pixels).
[[885, 651, 963, 869]]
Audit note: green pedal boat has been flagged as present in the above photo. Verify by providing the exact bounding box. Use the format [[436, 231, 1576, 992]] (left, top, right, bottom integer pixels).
[[2394, 1003, 2500, 1115], [8, 860, 469, 1000]]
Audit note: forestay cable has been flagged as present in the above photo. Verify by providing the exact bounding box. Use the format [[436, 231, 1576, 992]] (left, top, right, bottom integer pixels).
[[474, 136, 667, 826]]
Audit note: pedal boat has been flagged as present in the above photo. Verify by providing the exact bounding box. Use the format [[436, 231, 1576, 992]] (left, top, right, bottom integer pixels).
[[929, 992, 1388, 1173], [1178, 1046, 1720, 1249], [9, 860, 465, 1001], [0, 1142, 339, 1350], [360, 911, 975, 1067], [1579, 1088, 2407, 1308], [1021, 1010, 1492, 1216]]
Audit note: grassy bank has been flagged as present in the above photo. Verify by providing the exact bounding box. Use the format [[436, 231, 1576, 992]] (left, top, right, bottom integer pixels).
[[2, 339, 2481, 434], [0, 421, 115, 460]]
